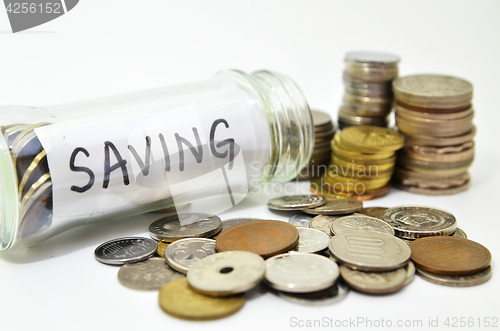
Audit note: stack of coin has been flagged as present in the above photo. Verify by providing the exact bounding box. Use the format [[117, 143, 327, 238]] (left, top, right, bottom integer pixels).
[[338, 51, 400, 129], [298, 110, 336, 179], [392, 74, 475, 195], [311, 126, 404, 200], [2, 123, 53, 238]]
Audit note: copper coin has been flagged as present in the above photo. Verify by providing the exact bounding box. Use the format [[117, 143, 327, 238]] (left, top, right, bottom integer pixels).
[[215, 220, 299, 259], [409, 237, 491, 276], [359, 207, 388, 219]]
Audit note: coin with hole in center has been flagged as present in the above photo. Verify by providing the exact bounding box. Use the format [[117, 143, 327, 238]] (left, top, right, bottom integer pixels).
[[149, 213, 222, 242], [94, 237, 157, 265], [159, 278, 245, 320], [187, 251, 265, 297], [329, 231, 411, 272], [267, 195, 326, 211], [265, 253, 339, 293], [118, 258, 184, 290], [165, 238, 217, 273]]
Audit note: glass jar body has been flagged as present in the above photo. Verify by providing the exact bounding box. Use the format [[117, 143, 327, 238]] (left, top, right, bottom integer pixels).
[[0, 70, 313, 250]]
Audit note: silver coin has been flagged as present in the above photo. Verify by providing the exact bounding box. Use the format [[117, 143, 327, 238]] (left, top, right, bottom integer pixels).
[[94, 237, 157, 265], [187, 251, 265, 297], [292, 228, 330, 253], [381, 206, 457, 239], [267, 195, 326, 211], [288, 212, 315, 228], [213, 218, 261, 239], [329, 231, 411, 272], [303, 197, 363, 215], [345, 51, 400, 65], [451, 228, 467, 239], [416, 266, 492, 287], [340, 265, 407, 294], [330, 215, 395, 236], [404, 261, 416, 286], [165, 238, 217, 273], [310, 215, 343, 236], [278, 281, 349, 306], [117, 257, 184, 290], [149, 213, 222, 241], [265, 253, 339, 293]]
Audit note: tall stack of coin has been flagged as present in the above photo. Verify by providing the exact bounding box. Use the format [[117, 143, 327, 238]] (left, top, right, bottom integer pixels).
[[297, 110, 336, 179], [392, 74, 475, 195], [338, 51, 400, 129], [311, 126, 404, 200]]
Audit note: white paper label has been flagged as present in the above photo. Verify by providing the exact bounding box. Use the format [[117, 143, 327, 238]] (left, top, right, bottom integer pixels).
[[35, 103, 247, 226]]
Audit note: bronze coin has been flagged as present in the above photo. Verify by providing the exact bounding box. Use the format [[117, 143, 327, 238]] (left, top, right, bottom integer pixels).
[[409, 237, 491, 276], [359, 207, 388, 219], [215, 220, 299, 259]]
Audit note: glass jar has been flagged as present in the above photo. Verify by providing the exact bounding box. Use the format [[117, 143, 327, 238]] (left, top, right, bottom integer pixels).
[[0, 70, 314, 251]]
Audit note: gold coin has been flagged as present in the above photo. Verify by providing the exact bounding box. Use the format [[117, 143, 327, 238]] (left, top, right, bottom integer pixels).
[[320, 174, 391, 191], [332, 134, 395, 161], [156, 240, 170, 257], [338, 126, 404, 152], [330, 155, 395, 172], [159, 278, 245, 320]]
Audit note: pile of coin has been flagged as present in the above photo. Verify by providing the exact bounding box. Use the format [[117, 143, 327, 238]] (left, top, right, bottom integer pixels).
[[310, 126, 404, 200], [93, 199, 492, 321], [2, 123, 53, 239], [338, 51, 400, 129], [392, 74, 475, 195], [380, 206, 492, 286], [297, 110, 336, 180]]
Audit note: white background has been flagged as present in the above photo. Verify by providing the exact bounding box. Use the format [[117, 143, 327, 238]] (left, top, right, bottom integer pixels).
[[1, 1, 500, 330]]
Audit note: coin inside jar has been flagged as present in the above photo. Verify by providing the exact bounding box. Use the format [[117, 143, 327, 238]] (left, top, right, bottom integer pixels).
[[329, 231, 411, 272], [409, 237, 491, 276], [215, 220, 299, 258], [159, 278, 245, 320], [187, 251, 265, 297], [165, 238, 217, 274], [265, 253, 340, 293]]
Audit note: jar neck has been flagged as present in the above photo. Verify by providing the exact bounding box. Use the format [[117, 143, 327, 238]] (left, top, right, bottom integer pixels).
[[222, 70, 314, 183]]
